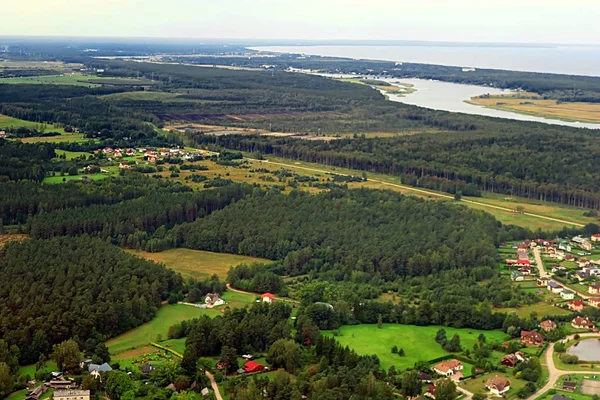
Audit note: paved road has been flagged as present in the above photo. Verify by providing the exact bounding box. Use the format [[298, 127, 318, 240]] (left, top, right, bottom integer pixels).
[[251, 159, 583, 228], [205, 371, 223, 400], [526, 333, 600, 400], [457, 386, 474, 400]]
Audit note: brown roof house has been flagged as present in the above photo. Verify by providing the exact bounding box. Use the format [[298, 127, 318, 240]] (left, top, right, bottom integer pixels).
[[432, 360, 463, 377], [572, 316, 596, 330], [520, 330, 544, 346], [540, 320, 557, 332], [485, 376, 511, 396]]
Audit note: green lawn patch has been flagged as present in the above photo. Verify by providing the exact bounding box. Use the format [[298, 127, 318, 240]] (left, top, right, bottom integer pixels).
[[0, 115, 68, 135], [461, 372, 526, 399], [323, 324, 508, 371], [43, 173, 112, 184]]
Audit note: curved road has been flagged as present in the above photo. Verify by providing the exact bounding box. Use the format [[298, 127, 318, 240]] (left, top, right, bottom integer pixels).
[[526, 333, 600, 400], [205, 370, 223, 400]]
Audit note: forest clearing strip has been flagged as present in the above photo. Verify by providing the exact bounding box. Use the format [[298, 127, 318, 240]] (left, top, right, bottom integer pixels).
[[253, 158, 584, 228]]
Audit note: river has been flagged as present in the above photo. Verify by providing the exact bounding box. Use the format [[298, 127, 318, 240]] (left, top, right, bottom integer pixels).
[[381, 78, 600, 130], [251, 45, 600, 77]]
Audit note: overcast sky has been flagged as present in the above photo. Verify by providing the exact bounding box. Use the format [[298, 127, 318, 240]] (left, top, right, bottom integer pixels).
[[2, 0, 599, 45]]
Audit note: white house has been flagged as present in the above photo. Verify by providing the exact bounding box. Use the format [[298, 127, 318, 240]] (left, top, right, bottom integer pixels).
[[560, 290, 576, 300], [432, 360, 463, 376]]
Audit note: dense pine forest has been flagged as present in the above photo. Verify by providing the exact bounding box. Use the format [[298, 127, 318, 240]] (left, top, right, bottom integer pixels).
[[189, 132, 600, 209], [0, 237, 183, 364]]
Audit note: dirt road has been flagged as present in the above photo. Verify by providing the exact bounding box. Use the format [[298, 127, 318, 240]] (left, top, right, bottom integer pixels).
[[253, 159, 584, 228], [205, 370, 223, 400], [534, 248, 549, 278]]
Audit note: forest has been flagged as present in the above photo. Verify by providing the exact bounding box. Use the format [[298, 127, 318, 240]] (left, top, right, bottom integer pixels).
[[170, 53, 600, 102], [188, 131, 600, 209], [0, 237, 183, 364]]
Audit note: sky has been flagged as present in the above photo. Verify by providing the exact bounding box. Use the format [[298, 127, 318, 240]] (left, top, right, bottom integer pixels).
[[2, 0, 600, 45]]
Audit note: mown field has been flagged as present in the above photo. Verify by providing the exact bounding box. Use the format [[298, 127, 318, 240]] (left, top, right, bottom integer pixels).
[[323, 324, 508, 371], [470, 94, 600, 124], [107, 291, 256, 355], [126, 248, 271, 280]]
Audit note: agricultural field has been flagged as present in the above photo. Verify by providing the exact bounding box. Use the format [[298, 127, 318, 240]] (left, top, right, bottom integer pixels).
[[19, 133, 89, 143], [323, 324, 508, 371], [470, 94, 600, 124], [126, 248, 271, 280], [107, 291, 255, 356]]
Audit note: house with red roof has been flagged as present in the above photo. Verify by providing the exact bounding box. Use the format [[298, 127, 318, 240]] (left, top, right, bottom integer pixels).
[[520, 330, 544, 346], [592, 234, 600, 243], [432, 359, 463, 376], [568, 300, 585, 312], [261, 293, 275, 303], [242, 361, 265, 374], [589, 298, 600, 308]]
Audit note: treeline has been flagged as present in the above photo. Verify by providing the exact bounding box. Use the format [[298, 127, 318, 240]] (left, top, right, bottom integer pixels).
[[187, 132, 600, 209], [0, 237, 183, 364], [28, 184, 256, 251], [167, 189, 501, 279], [0, 175, 191, 225]]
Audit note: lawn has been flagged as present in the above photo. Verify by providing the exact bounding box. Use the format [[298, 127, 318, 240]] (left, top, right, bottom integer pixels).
[[18, 360, 58, 377], [19, 133, 89, 143], [107, 293, 255, 355], [54, 149, 93, 160], [461, 371, 527, 399], [125, 248, 271, 280], [323, 324, 508, 371], [495, 301, 571, 318]]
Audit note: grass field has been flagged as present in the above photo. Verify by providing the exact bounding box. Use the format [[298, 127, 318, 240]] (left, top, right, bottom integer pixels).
[[0, 115, 68, 135], [43, 173, 111, 184], [18, 360, 58, 377], [126, 248, 271, 280], [494, 301, 571, 318], [107, 292, 255, 355], [54, 149, 93, 160], [470, 94, 600, 124], [0, 74, 101, 87], [19, 133, 89, 143], [323, 324, 508, 371]]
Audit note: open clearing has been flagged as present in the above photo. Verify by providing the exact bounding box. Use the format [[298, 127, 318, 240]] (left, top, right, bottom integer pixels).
[[126, 248, 271, 280], [107, 292, 255, 355], [470, 94, 600, 124], [0, 74, 154, 87], [323, 324, 507, 371]]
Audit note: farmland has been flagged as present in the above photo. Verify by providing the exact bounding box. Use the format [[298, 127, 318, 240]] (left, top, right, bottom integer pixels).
[[126, 248, 271, 280], [323, 324, 508, 371], [0, 115, 68, 135]]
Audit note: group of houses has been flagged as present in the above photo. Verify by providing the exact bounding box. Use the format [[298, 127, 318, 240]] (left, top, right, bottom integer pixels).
[[100, 146, 204, 163], [426, 359, 511, 397]]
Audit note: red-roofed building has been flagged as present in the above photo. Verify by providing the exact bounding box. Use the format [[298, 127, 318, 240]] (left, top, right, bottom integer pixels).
[[520, 330, 544, 346], [261, 293, 275, 303], [516, 259, 531, 267], [568, 300, 585, 312], [592, 234, 600, 243], [589, 298, 600, 308], [242, 361, 265, 374]]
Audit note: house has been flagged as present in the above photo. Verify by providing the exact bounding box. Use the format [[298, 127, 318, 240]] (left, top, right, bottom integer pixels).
[[516, 259, 531, 267], [588, 283, 600, 294], [589, 298, 600, 308], [118, 162, 131, 169], [562, 381, 577, 392], [418, 371, 433, 383], [48, 379, 76, 390], [552, 396, 573, 400], [560, 290, 576, 300], [241, 360, 265, 374], [205, 293, 225, 306], [511, 271, 525, 282], [261, 293, 275, 303], [201, 387, 210, 397], [500, 354, 519, 368], [538, 277, 550, 286], [89, 362, 112, 379], [547, 281, 564, 293], [425, 384, 436, 399], [54, 390, 90, 400], [578, 258, 591, 268], [592, 234, 600, 243], [576, 271, 590, 282], [25, 385, 48, 400], [432, 359, 463, 376], [79, 359, 93, 369], [568, 300, 585, 312], [540, 320, 557, 332], [141, 364, 155, 375], [216, 362, 229, 371], [520, 330, 544, 346], [572, 316, 596, 330], [485, 376, 511, 396], [517, 249, 529, 260], [519, 266, 532, 275], [126, 149, 136, 156], [559, 242, 572, 252]]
